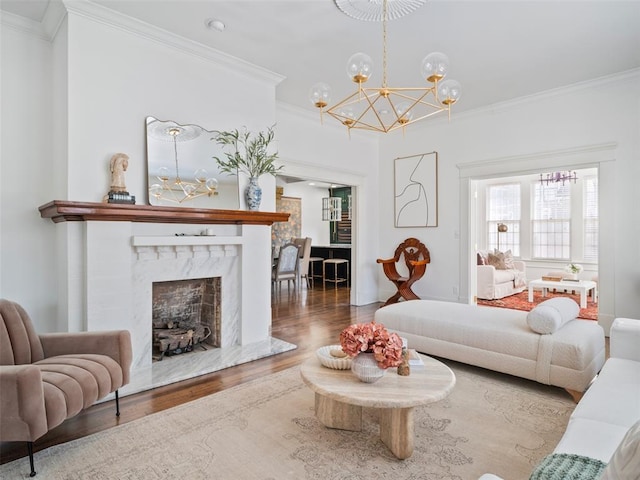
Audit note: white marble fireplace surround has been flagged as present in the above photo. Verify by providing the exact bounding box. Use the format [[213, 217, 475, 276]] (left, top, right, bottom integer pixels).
[[59, 216, 295, 397]]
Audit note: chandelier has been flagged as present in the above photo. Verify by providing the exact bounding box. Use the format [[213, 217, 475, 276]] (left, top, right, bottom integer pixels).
[[309, 0, 461, 134], [148, 123, 219, 204], [539, 171, 578, 186]]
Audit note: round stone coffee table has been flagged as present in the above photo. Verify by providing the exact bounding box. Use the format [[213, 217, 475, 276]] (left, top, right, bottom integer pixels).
[[299, 353, 456, 459]]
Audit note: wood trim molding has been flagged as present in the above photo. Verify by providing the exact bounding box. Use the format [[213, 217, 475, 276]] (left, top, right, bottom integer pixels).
[[39, 201, 290, 226]]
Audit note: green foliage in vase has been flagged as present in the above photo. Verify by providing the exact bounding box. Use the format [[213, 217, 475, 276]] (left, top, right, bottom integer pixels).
[[211, 125, 283, 178]]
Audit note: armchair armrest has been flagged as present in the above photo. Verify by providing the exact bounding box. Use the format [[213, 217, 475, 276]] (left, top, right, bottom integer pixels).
[[513, 260, 526, 274], [0, 365, 48, 441], [39, 330, 132, 384], [477, 264, 497, 283], [610, 318, 640, 362], [377, 258, 404, 282], [376, 258, 395, 265]]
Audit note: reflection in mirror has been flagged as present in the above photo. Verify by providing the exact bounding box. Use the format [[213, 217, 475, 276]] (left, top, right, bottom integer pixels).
[[145, 117, 240, 209]]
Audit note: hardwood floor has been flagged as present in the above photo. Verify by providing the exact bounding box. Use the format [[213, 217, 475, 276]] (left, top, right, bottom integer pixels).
[[0, 285, 379, 465]]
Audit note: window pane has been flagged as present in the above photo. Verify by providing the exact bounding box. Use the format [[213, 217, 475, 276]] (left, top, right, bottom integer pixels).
[[584, 175, 598, 262], [532, 181, 570, 260], [487, 184, 520, 255]]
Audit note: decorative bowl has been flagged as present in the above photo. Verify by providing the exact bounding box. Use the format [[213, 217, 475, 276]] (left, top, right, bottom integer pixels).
[[316, 345, 352, 370]]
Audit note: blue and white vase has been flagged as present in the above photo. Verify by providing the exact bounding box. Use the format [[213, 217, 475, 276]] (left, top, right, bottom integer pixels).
[[246, 177, 262, 211]]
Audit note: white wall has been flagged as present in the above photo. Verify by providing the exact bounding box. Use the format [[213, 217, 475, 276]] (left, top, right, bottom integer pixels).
[[276, 104, 380, 305], [0, 18, 58, 325], [379, 71, 640, 327]]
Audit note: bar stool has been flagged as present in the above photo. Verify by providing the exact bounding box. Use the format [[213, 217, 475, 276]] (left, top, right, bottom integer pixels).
[[308, 257, 324, 288], [323, 258, 349, 288]]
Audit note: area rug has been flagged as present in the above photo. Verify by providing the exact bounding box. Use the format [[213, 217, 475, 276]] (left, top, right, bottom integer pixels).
[[477, 290, 598, 321], [0, 361, 575, 480]]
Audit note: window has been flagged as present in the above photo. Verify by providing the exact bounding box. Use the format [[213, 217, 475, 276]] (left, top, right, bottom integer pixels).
[[532, 182, 571, 259], [487, 183, 520, 255], [583, 175, 598, 262]]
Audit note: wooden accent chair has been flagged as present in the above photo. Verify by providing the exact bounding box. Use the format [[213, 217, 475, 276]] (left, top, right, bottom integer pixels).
[[377, 238, 431, 306], [0, 299, 132, 477]]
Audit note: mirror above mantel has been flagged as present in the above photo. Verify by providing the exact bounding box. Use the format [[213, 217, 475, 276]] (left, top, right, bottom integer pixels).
[[145, 116, 240, 209]]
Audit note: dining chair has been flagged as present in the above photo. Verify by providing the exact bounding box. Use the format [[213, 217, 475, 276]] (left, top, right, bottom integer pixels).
[[272, 243, 300, 293]]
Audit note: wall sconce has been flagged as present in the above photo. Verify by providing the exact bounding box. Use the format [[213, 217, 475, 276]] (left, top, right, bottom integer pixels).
[[322, 197, 342, 221], [497, 223, 508, 251]]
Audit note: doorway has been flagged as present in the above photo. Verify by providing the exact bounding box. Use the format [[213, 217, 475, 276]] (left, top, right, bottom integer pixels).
[[458, 143, 616, 333]]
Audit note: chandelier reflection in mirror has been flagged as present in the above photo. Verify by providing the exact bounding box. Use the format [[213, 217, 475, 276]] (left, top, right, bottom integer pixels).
[[309, 0, 461, 134], [148, 121, 219, 204]]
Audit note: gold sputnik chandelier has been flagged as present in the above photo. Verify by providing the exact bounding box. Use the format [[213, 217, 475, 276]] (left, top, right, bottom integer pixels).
[[310, 0, 461, 134]]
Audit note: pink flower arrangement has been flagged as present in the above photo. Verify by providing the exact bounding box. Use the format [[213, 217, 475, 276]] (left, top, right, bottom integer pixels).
[[339, 322, 404, 369]]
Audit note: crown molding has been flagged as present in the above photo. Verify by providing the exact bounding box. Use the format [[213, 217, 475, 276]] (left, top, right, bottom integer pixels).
[[1, 0, 66, 41], [0, 10, 50, 41], [456, 68, 640, 122], [457, 142, 618, 179], [61, 0, 284, 86]]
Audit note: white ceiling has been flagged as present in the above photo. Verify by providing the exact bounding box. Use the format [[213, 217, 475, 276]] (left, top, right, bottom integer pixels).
[[3, 0, 640, 116]]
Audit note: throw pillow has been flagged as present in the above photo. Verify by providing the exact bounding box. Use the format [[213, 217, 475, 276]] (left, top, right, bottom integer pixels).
[[526, 297, 580, 334], [487, 252, 507, 270], [503, 250, 515, 269], [477, 252, 487, 265], [600, 419, 640, 480], [529, 453, 606, 480]]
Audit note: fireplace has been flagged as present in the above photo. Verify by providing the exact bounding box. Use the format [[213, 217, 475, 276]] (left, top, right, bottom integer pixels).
[[38, 201, 294, 395], [152, 277, 221, 361]]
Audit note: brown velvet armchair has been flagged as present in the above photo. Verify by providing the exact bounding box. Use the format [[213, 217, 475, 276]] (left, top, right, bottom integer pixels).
[[0, 299, 132, 477]]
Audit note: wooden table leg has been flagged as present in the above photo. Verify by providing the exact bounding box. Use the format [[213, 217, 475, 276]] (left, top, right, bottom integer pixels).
[[315, 393, 362, 431], [379, 407, 414, 459]]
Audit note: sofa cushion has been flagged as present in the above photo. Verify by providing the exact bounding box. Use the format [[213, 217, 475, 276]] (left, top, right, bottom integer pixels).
[[527, 297, 580, 334], [570, 358, 640, 427], [554, 417, 630, 463], [600, 420, 640, 480]]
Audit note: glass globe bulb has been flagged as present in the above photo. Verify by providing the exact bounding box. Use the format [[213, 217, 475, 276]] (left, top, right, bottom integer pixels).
[[421, 52, 450, 83], [346, 52, 373, 84], [183, 184, 197, 197], [149, 184, 163, 198], [194, 168, 208, 183], [309, 83, 332, 108], [339, 106, 357, 127], [157, 166, 170, 181], [396, 102, 414, 124], [438, 79, 462, 105], [205, 177, 218, 191]]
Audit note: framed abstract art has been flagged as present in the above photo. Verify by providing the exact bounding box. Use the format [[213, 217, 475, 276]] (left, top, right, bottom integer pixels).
[[394, 151, 438, 227]]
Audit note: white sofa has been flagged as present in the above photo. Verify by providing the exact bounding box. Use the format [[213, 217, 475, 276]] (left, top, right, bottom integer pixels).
[[479, 317, 640, 479], [477, 252, 527, 300], [374, 299, 605, 398]]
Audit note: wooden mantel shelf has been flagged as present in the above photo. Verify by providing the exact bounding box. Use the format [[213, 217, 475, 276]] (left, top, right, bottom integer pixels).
[[39, 201, 290, 225]]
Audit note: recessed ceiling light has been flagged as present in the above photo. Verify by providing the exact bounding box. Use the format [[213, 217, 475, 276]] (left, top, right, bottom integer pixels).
[[308, 182, 316, 186], [205, 18, 225, 32]]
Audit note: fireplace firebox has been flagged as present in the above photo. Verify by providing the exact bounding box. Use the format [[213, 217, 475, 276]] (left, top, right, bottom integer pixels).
[[152, 277, 221, 361]]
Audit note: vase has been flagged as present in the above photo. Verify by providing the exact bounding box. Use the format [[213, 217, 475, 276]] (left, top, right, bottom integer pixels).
[[351, 352, 386, 383], [246, 177, 262, 211]]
